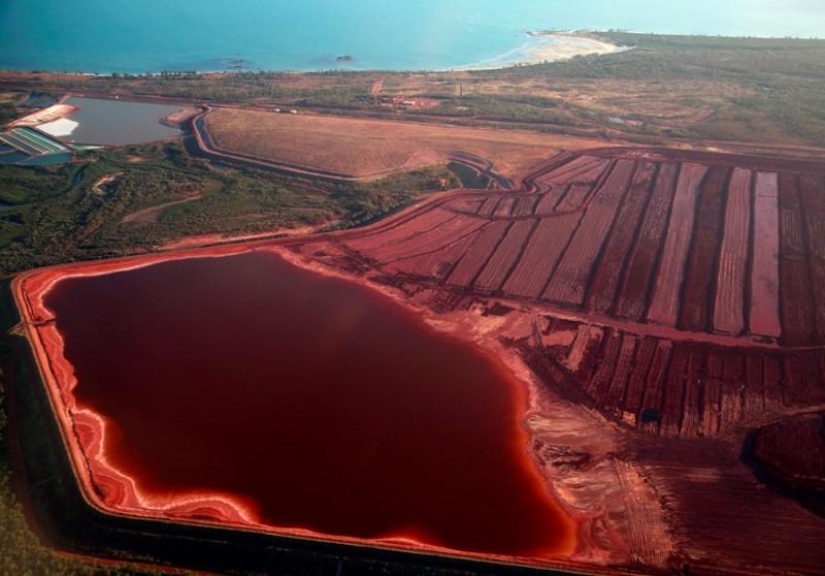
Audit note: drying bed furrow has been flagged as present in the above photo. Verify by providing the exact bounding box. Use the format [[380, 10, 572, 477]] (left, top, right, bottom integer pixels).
[[749, 172, 781, 338], [501, 213, 583, 299], [445, 221, 511, 288], [587, 162, 656, 314], [474, 219, 537, 292], [647, 163, 708, 326], [712, 168, 752, 336], [678, 165, 729, 332], [543, 160, 636, 307]]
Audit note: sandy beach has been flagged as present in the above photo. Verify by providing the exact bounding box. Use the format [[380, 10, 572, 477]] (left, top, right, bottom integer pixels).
[[453, 32, 627, 71]]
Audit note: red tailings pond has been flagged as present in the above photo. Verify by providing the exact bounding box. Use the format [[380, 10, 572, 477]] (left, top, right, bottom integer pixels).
[[27, 250, 574, 560]]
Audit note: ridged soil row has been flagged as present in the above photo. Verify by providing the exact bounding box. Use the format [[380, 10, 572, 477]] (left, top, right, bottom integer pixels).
[[542, 160, 637, 307], [647, 163, 709, 326], [445, 221, 511, 288], [798, 174, 825, 342], [364, 215, 487, 262], [536, 155, 609, 186], [658, 346, 692, 436], [678, 165, 730, 332], [712, 168, 752, 336], [388, 227, 485, 281], [749, 172, 782, 338], [777, 173, 816, 345], [477, 196, 502, 218], [474, 219, 537, 292], [638, 341, 673, 434], [534, 186, 568, 216], [493, 196, 516, 218], [347, 208, 456, 252], [500, 213, 583, 299], [586, 161, 657, 315], [615, 162, 680, 321], [555, 184, 595, 213], [622, 337, 658, 423], [513, 195, 538, 217], [583, 330, 622, 403], [601, 334, 638, 414]]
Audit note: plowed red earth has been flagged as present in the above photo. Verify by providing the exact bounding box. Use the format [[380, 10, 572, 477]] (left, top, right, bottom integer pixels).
[[325, 148, 825, 348]]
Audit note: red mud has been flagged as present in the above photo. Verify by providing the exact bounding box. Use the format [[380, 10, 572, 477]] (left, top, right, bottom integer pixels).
[[646, 163, 708, 327], [778, 173, 816, 345], [800, 174, 825, 341], [750, 172, 782, 338], [14, 249, 576, 564], [677, 165, 729, 332], [614, 162, 678, 321], [586, 161, 656, 314], [327, 147, 824, 349], [543, 160, 635, 307], [713, 167, 752, 336]]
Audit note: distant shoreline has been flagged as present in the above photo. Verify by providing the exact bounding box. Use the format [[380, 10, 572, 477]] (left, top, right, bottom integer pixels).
[[450, 31, 627, 71], [0, 32, 626, 77], [4, 31, 824, 78]]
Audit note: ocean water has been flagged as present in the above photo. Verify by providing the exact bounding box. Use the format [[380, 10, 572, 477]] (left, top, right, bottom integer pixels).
[[1, 0, 824, 73]]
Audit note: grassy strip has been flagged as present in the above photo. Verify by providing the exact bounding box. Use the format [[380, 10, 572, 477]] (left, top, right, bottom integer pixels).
[[0, 142, 458, 276]]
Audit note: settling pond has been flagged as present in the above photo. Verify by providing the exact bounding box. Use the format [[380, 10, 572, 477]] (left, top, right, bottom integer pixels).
[[41, 251, 572, 559], [40, 96, 183, 145]]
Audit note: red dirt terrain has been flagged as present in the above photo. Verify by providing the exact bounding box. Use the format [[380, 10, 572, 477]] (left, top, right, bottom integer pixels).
[[285, 146, 825, 574], [13, 146, 825, 576]]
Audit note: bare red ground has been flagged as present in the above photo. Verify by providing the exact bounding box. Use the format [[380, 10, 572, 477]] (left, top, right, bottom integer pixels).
[[543, 160, 636, 306], [799, 173, 825, 342], [614, 162, 678, 321], [586, 161, 655, 314], [646, 163, 708, 326], [713, 167, 752, 336], [750, 172, 782, 338], [678, 165, 728, 332], [777, 173, 816, 345], [753, 412, 825, 494]]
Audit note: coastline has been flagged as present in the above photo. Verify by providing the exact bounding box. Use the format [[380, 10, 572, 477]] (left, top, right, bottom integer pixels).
[[451, 32, 627, 72], [0, 32, 625, 77]]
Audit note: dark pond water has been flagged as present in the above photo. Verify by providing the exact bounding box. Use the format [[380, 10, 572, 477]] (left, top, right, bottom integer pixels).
[[44, 251, 571, 558]]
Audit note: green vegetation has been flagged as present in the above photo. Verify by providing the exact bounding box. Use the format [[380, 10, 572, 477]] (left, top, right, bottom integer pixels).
[[0, 438, 113, 575], [0, 91, 23, 124], [0, 142, 458, 276], [502, 33, 825, 145]]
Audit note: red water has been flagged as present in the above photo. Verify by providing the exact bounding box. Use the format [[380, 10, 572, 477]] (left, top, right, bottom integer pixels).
[[44, 251, 571, 558]]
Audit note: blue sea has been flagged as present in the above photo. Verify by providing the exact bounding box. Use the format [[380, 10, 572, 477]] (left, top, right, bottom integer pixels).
[[1, 0, 824, 73]]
